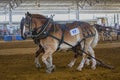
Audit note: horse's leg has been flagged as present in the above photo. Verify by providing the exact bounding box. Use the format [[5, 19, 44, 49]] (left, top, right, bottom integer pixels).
[[35, 48, 41, 68], [76, 43, 88, 71], [46, 55, 52, 66], [35, 45, 44, 68], [47, 55, 55, 71], [88, 46, 96, 70], [42, 49, 55, 73], [77, 53, 87, 71], [85, 57, 91, 66], [68, 53, 78, 68], [68, 50, 90, 68]]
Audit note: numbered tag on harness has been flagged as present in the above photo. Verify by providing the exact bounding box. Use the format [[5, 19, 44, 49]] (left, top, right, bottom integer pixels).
[[70, 28, 80, 36]]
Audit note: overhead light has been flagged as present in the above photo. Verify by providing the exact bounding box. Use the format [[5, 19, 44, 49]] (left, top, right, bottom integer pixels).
[[36, 0, 40, 7], [78, 0, 100, 9]]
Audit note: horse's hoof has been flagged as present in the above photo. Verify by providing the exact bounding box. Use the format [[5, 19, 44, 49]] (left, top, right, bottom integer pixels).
[[91, 66, 96, 70], [46, 69, 52, 73], [46, 65, 56, 73], [86, 62, 90, 66], [35, 64, 41, 69], [85, 60, 90, 66], [51, 65, 56, 72], [85, 61, 90, 66], [68, 63, 73, 68], [76, 67, 82, 71]]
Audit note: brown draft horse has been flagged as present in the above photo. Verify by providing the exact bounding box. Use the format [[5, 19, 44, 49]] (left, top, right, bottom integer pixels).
[[20, 12, 99, 73]]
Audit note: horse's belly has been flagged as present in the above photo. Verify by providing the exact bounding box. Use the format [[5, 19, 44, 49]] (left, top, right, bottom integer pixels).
[[60, 42, 77, 50], [60, 35, 80, 50]]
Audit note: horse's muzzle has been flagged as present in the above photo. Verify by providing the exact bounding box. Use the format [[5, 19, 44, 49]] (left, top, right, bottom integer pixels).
[[21, 32, 28, 40]]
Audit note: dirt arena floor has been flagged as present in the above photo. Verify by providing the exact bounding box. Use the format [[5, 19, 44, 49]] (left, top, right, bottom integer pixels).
[[0, 40, 120, 80]]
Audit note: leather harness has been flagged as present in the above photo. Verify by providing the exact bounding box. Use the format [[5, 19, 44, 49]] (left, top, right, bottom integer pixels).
[[29, 17, 95, 52]]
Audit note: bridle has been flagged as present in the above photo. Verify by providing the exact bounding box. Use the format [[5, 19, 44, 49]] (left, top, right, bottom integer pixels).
[[24, 15, 54, 39]]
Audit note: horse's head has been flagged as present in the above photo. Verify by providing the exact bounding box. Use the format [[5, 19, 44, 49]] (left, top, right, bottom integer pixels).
[[20, 12, 48, 39]]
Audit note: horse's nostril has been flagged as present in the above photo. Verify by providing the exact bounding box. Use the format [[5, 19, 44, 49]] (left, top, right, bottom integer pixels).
[[24, 32, 28, 35]]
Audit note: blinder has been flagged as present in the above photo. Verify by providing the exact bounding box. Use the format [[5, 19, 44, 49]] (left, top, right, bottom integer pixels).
[[24, 16, 32, 31], [20, 17, 28, 40]]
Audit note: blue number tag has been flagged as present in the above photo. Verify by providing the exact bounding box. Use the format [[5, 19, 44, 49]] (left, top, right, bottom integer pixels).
[[70, 28, 80, 36]]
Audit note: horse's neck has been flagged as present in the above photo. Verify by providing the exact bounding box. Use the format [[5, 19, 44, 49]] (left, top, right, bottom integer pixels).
[[49, 24, 61, 33]]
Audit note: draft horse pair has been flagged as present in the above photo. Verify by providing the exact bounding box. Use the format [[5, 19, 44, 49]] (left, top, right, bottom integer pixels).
[[20, 12, 99, 73]]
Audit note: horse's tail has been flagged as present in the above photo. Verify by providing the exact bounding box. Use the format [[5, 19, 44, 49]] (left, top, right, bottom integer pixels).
[[91, 27, 99, 48]]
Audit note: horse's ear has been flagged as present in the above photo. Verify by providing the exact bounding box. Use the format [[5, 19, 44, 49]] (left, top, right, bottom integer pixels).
[[25, 12, 32, 17], [27, 12, 29, 14]]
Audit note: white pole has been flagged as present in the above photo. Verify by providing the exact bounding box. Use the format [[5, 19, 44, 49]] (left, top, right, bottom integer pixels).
[[117, 13, 119, 24], [76, 2, 79, 21], [9, 3, 13, 35], [9, 5, 12, 28]]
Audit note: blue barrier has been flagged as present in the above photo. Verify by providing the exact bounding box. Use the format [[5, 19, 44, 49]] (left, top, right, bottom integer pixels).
[[15, 35, 23, 40], [4, 35, 12, 41]]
